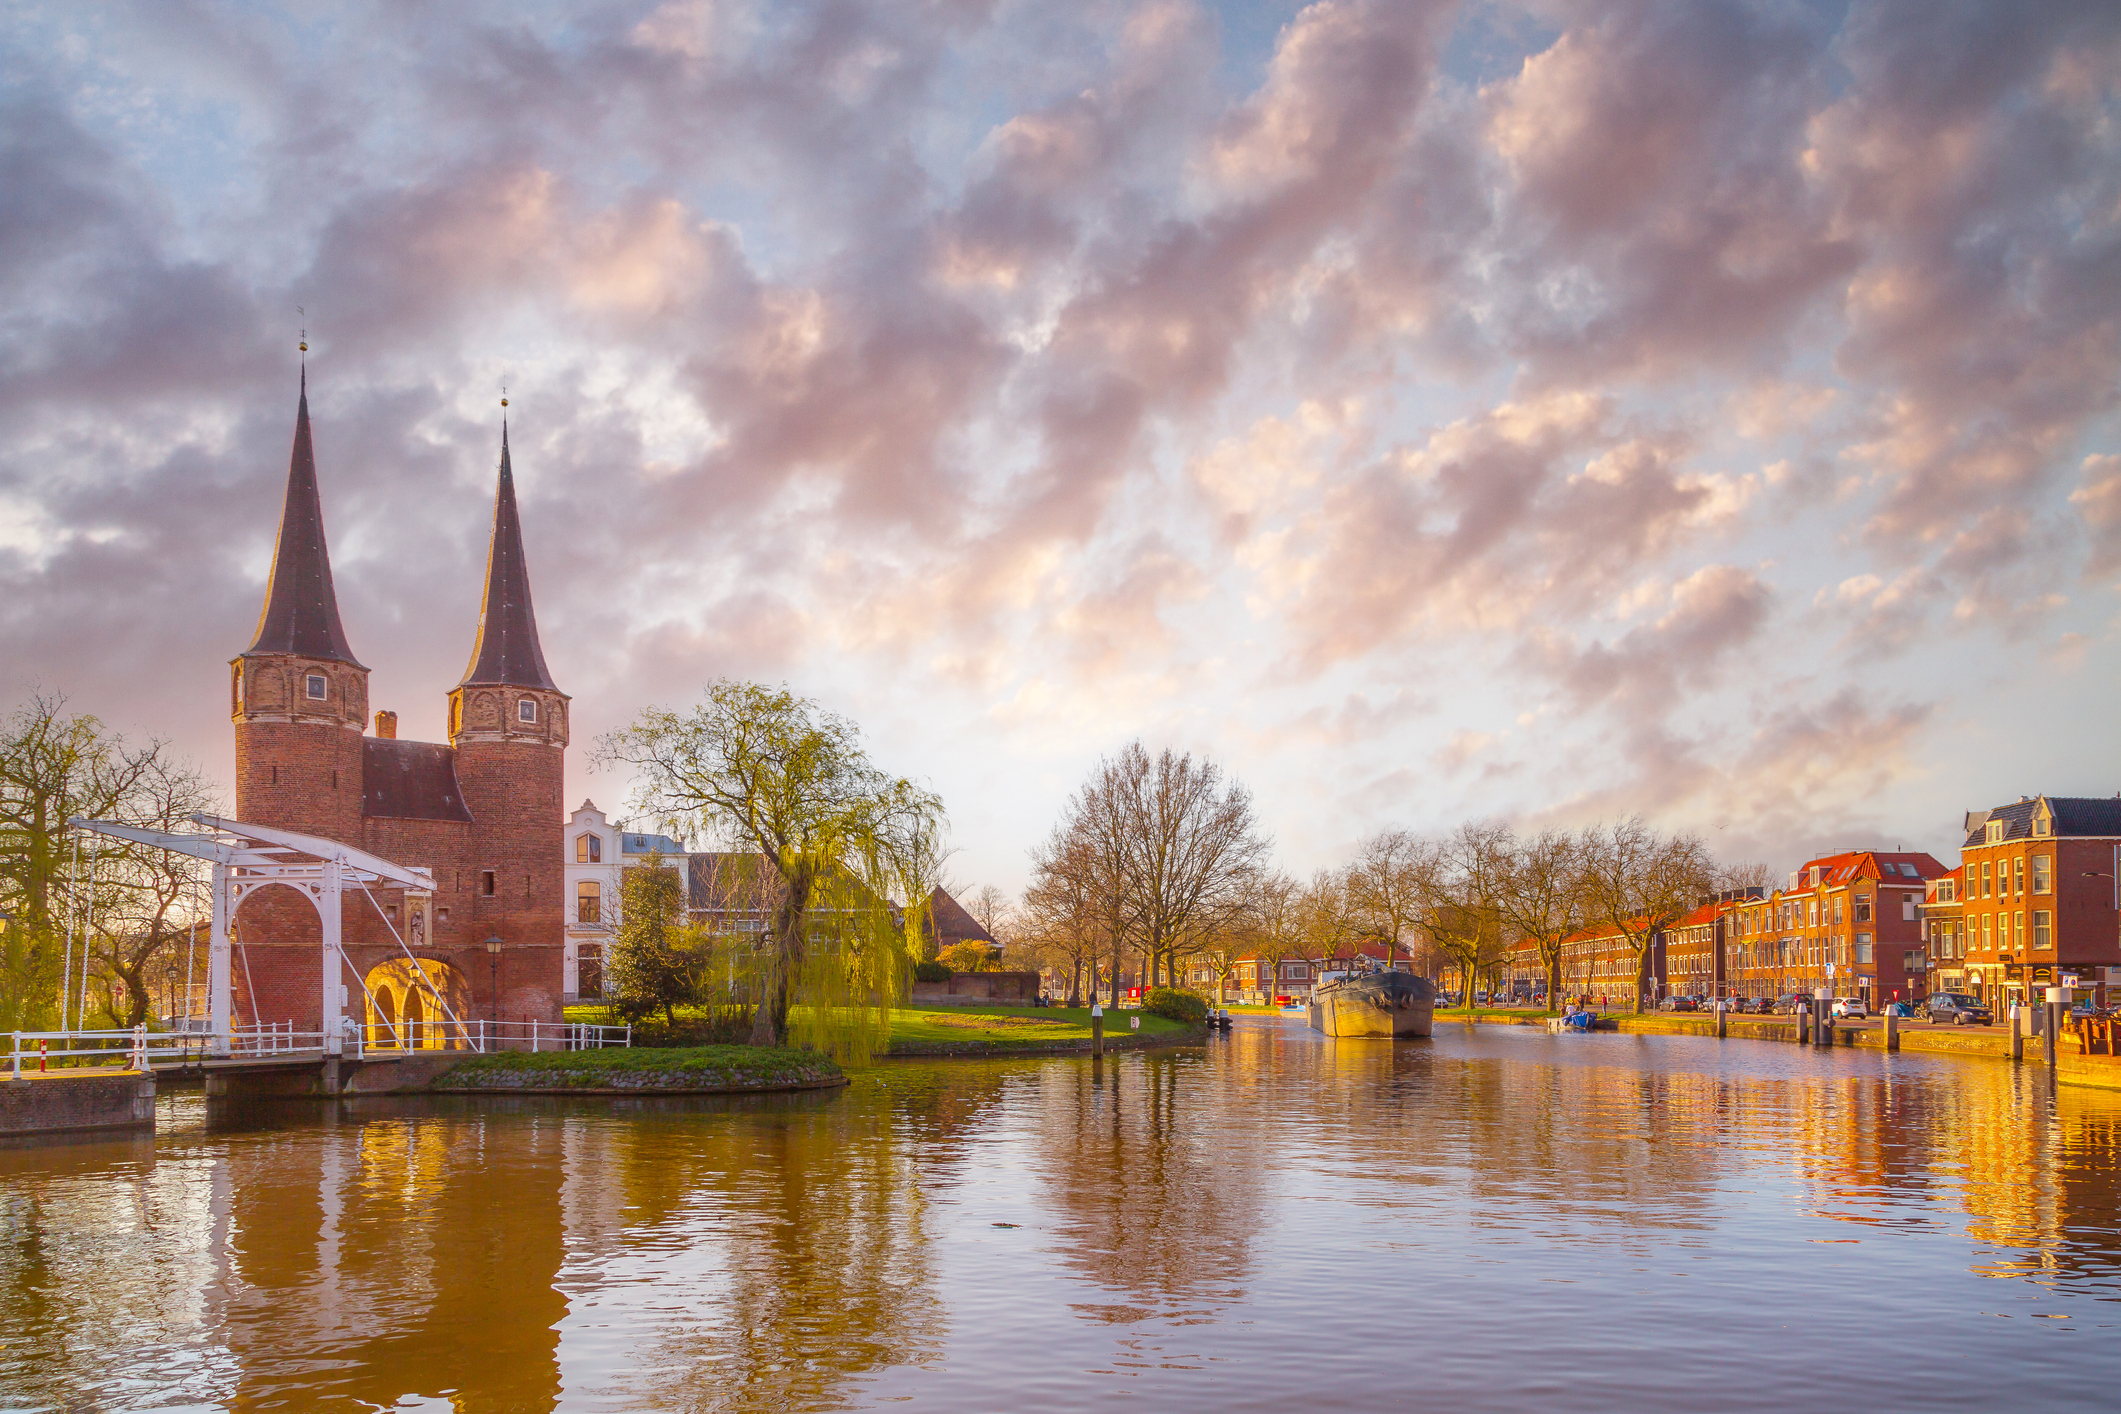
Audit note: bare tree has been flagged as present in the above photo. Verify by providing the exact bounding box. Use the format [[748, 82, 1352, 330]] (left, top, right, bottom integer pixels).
[[1407, 825, 1513, 1010], [1576, 817, 1714, 1013], [81, 752, 218, 1027], [966, 884, 1014, 947], [1494, 827, 1586, 1010], [1346, 829, 1427, 975], [1241, 871, 1305, 1002], [1025, 829, 1103, 1006], [1118, 744, 1271, 990]]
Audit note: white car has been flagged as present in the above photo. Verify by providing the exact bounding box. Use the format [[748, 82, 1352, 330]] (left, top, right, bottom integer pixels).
[[1829, 997, 1870, 1019]]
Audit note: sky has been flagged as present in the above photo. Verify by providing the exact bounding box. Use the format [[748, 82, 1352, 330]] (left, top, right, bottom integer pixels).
[[2, 0, 2117, 898]]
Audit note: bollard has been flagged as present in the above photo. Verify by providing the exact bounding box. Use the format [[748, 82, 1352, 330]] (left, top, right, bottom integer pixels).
[[1816, 988, 1834, 1048], [1884, 1007, 1899, 1052], [1716, 1000, 1728, 1039], [2046, 986, 2063, 1070], [38, 1039, 47, 1073], [2010, 1003, 2024, 1062], [1091, 1002, 1104, 1057], [1797, 1007, 1810, 1045]]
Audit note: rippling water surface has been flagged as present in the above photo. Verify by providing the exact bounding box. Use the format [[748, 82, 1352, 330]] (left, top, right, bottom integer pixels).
[[6, 1018, 2121, 1411]]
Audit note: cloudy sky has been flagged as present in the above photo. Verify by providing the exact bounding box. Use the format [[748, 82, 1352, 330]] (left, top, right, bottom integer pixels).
[[3, 0, 2117, 894]]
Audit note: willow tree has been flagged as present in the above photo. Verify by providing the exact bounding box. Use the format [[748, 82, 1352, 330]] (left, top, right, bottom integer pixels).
[[600, 681, 943, 1059]]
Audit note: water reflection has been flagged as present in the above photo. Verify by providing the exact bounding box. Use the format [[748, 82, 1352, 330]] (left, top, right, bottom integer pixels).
[[5, 1024, 2121, 1410]]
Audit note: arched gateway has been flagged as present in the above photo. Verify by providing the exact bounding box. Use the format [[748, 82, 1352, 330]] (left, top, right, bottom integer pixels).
[[364, 958, 473, 1050]]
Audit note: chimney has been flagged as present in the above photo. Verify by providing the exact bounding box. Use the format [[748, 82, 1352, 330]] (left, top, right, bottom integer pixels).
[[374, 710, 398, 739]]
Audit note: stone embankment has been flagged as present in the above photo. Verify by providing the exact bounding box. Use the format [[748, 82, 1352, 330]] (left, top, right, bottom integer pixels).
[[430, 1045, 847, 1095], [1447, 1011, 2121, 1090], [1, 1070, 157, 1137]]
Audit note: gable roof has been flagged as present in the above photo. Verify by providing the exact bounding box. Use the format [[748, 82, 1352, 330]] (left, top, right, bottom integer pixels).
[[1965, 796, 2121, 846], [361, 739, 472, 822], [927, 888, 994, 948]]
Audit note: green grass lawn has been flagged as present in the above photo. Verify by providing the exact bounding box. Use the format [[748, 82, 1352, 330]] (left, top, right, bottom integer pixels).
[[884, 1003, 1190, 1048]]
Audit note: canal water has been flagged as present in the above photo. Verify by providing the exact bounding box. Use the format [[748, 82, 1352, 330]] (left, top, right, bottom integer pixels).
[[5, 1018, 2121, 1411]]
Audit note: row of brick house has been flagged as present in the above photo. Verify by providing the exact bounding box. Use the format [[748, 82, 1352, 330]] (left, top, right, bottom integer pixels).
[[1492, 795, 2121, 1011], [1140, 793, 2120, 1013]]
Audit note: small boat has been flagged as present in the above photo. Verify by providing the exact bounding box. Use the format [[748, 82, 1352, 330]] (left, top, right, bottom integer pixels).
[[1307, 968, 1434, 1039]]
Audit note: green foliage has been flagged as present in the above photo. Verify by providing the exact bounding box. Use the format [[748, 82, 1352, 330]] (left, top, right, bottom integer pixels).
[[936, 941, 995, 973], [600, 679, 949, 1063], [605, 859, 711, 1025], [912, 960, 951, 983], [0, 920, 61, 1033], [1143, 987, 1208, 1024]]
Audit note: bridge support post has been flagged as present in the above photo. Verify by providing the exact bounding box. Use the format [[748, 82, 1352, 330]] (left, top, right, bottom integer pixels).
[[209, 864, 232, 1057]]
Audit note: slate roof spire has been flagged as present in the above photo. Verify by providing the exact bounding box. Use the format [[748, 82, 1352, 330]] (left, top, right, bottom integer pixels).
[[459, 421, 558, 690], [243, 369, 364, 666]]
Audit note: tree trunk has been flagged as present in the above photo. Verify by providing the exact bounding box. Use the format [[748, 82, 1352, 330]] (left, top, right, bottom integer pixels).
[[1634, 945, 1651, 1014], [1546, 952, 1562, 1012]]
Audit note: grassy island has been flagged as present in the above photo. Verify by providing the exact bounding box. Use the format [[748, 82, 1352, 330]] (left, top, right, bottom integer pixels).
[[883, 1004, 1196, 1056], [560, 1002, 1202, 1061], [432, 1044, 845, 1094]]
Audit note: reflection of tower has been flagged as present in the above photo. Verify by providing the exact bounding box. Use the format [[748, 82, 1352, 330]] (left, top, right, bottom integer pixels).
[[212, 1109, 567, 1406]]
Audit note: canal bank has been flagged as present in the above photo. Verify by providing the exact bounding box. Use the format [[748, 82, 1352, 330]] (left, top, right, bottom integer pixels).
[[1436, 1009, 2121, 1090]]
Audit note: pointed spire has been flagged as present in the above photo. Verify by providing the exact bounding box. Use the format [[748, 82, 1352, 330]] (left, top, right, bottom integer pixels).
[[243, 371, 364, 666], [459, 423, 557, 690]]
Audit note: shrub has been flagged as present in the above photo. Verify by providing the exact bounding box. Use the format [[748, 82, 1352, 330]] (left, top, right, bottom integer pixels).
[[913, 960, 952, 983], [1143, 987, 1208, 1024]]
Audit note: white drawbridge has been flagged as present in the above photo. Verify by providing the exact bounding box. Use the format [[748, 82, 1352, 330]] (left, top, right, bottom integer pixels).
[[66, 813, 435, 1058]]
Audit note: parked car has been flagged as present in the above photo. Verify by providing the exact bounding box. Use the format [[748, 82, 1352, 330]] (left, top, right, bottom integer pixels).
[[1830, 997, 1870, 1019], [1926, 992, 1993, 1026], [1658, 996, 1700, 1012], [1772, 994, 1807, 1014]]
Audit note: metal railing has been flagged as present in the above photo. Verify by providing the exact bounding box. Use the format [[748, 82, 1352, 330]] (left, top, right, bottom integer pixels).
[[360, 1019, 631, 1054], [7, 1018, 630, 1075]]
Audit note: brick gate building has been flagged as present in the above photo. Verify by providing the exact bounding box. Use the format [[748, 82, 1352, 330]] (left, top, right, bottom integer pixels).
[[227, 377, 568, 1039]]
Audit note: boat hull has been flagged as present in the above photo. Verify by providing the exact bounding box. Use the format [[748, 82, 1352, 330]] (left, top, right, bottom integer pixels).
[[1307, 973, 1434, 1038]]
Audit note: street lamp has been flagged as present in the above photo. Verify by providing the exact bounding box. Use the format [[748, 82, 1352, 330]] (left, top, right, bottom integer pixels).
[[484, 935, 504, 1026]]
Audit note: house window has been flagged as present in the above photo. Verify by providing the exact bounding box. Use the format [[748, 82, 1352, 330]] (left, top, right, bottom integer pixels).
[[1856, 941, 1873, 964], [1983, 915, 1993, 949], [2033, 911, 2051, 949], [1986, 820, 2005, 845], [1835, 897, 1847, 925], [1982, 861, 1993, 897], [575, 834, 602, 864], [578, 945, 605, 999], [482, 871, 497, 897], [2032, 855, 2051, 894], [518, 697, 538, 723], [1902, 894, 1917, 921], [2034, 812, 2050, 838], [436, 907, 451, 925], [2015, 911, 2025, 949], [306, 672, 327, 701], [2013, 857, 2025, 896], [1905, 950, 1925, 971], [1854, 896, 1870, 923], [577, 881, 601, 925]]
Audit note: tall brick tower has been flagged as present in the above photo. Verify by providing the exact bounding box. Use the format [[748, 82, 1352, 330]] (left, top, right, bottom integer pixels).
[[230, 372, 368, 838], [447, 425, 569, 998]]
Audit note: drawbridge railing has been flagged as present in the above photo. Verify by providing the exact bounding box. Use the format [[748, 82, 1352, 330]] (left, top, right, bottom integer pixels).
[[8, 1019, 630, 1075]]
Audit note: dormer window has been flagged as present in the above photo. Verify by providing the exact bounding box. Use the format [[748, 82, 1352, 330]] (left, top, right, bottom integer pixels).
[[1986, 820, 2005, 845], [2033, 809, 2050, 837], [306, 672, 327, 701], [518, 697, 538, 724]]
